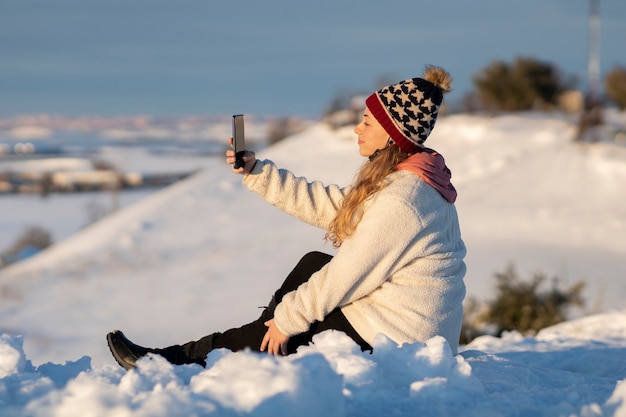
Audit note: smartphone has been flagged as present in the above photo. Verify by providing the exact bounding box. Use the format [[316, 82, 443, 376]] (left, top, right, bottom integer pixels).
[[232, 114, 245, 169]]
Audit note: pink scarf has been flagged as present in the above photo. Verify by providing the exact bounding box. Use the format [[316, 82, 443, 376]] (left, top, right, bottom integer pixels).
[[396, 149, 457, 203]]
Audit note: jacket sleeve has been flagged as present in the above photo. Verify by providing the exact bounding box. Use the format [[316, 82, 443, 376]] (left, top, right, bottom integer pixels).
[[242, 159, 349, 229], [272, 188, 424, 337]]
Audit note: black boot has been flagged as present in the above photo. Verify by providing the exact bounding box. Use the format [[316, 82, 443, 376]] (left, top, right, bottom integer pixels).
[[107, 330, 213, 370], [107, 330, 156, 370]]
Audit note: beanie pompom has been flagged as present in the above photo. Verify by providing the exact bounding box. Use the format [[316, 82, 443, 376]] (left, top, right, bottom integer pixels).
[[423, 66, 452, 94]]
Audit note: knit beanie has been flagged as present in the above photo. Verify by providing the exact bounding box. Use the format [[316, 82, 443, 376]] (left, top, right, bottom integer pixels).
[[365, 66, 452, 153]]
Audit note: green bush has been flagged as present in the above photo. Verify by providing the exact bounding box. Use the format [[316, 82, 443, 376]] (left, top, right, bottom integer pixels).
[[472, 57, 575, 112], [461, 264, 585, 343], [605, 66, 626, 110]]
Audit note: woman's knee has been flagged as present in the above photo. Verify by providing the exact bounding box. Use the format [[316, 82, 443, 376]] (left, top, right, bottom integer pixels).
[[276, 252, 333, 299], [298, 251, 332, 269]]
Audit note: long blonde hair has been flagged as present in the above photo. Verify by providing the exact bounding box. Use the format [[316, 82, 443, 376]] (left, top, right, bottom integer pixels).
[[325, 144, 410, 247]]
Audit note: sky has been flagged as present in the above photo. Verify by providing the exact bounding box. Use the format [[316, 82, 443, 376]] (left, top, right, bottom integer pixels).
[[1, 0, 625, 118], [0, 113, 625, 415]]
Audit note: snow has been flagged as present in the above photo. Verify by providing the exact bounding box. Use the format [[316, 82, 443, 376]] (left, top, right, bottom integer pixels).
[[1, 317, 626, 416], [1, 112, 626, 416]]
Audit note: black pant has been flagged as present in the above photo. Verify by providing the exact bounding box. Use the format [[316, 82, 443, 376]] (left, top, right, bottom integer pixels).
[[176, 251, 371, 364]]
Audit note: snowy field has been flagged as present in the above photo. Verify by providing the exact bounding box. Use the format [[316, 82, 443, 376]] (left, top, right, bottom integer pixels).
[[1, 112, 626, 416]]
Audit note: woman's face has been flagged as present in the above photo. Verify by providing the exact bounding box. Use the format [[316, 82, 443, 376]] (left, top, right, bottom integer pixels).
[[354, 108, 390, 157]]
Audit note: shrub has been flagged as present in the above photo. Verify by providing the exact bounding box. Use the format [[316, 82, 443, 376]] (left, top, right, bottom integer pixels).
[[461, 264, 585, 343], [265, 117, 310, 146], [472, 57, 576, 112], [11, 226, 52, 252], [605, 66, 626, 110], [0, 226, 53, 267]]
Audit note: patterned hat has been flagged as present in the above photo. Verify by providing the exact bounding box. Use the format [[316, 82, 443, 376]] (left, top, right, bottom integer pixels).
[[365, 66, 451, 153]]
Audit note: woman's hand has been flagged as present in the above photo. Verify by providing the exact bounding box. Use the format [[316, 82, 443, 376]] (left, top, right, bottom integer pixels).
[[260, 319, 289, 356], [226, 137, 257, 175]]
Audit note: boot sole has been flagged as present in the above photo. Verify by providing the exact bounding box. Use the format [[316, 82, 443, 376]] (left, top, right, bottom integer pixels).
[[107, 331, 137, 371]]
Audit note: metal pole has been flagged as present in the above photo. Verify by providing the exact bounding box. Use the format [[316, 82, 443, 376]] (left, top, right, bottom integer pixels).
[[576, 0, 603, 142], [588, 0, 601, 106]]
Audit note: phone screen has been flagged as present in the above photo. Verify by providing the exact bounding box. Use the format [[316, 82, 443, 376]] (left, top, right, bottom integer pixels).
[[232, 114, 245, 169]]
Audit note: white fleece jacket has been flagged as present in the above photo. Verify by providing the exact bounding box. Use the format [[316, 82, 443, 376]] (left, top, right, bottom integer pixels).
[[242, 159, 466, 354]]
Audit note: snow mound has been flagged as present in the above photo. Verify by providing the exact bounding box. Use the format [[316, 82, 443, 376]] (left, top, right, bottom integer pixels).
[[2, 311, 626, 416]]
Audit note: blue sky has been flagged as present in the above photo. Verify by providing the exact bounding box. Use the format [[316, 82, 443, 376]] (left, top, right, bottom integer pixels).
[[1, 0, 625, 118]]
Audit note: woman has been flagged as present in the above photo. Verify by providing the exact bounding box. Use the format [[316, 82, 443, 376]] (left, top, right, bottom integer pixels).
[[107, 65, 466, 370]]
